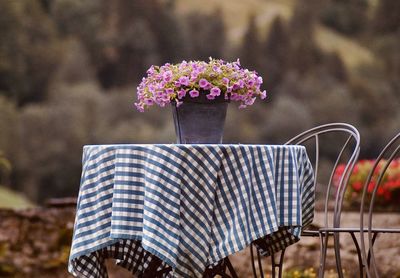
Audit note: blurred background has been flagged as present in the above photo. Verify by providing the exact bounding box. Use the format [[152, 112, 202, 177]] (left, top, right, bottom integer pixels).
[[0, 0, 399, 276], [0, 0, 400, 203], [1, 0, 399, 206]]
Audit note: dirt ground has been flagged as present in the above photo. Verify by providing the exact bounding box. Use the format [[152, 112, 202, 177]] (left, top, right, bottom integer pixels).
[[107, 211, 400, 277], [228, 211, 400, 277], [0, 208, 399, 277]]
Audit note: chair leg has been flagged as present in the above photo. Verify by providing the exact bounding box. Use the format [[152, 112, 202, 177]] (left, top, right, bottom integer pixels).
[[256, 247, 264, 278], [333, 232, 345, 278], [270, 248, 285, 278], [348, 232, 364, 278], [225, 257, 239, 278], [367, 232, 379, 278], [203, 257, 238, 278], [318, 232, 329, 278], [250, 243, 264, 278]]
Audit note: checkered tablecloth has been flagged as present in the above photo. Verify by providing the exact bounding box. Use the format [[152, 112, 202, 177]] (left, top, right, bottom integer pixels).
[[68, 144, 314, 278]]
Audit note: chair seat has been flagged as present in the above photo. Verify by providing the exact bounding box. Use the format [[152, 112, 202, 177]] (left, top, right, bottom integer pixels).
[[301, 229, 320, 237], [318, 227, 400, 233]]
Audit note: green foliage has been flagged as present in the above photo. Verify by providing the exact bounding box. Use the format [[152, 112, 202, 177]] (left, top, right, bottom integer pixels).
[[320, 0, 369, 35], [372, 0, 400, 34], [0, 0, 398, 202], [13, 83, 174, 201], [261, 16, 290, 90], [50, 0, 102, 37], [185, 9, 227, 60], [238, 15, 262, 72], [0, 97, 18, 158], [0, 0, 60, 105]]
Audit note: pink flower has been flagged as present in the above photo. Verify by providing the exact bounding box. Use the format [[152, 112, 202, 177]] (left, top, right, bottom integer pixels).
[[210, 87, 221, 96], [165, 88, 174, 95], [134, 103, 144, 112], [206, 94, 215, 100], [189, 89, 199, 98], [144, 99, 154, 105], [199, 78, 209, 89], [177, 89, 186, 99], [179, 76, 189, 86], [163, 70, 173, 82], [244, 97, 256, 106], [260, 90, 267, 99], [134, 58, 267, 110]]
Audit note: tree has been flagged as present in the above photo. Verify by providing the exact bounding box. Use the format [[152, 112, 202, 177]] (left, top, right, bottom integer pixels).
[[96, 17, 158, 88], [320, 0, 369, 35], [261, 16, 290, 90], [58, 0, 186, 87], [238, 15, 262, 72], [185, 9, 227, 60], [0, 0, 60, 105], [145, 0, 187, 63], [324, 52, 348, 82], [373, 0, 400, 34], [50, 0, 103, 37], [288, 0, 323, 74]]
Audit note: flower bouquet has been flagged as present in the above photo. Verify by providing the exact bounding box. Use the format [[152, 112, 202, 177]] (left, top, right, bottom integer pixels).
[[134, 58, 266, 111], [134, 58, 267, 143], [334, 159, 400, 211]]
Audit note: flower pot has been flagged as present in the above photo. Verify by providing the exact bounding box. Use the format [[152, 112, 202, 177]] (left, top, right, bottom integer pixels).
[[172, 93, 229, 144]]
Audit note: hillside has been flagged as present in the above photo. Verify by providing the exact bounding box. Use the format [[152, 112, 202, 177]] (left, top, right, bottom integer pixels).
[[175, 0, 377, 70], [0, 186, 34, 209]]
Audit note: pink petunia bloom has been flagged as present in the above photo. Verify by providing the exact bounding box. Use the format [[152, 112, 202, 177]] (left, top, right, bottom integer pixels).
[[177, 89, 186, 99], [134, 58, 267, 111], [189, 89, 199, 98], [199, 78, 209, 89], [244, 97, 256, 106], [210, 87, 221, 96], [206, 94, 215, 100], [163, 70, 173, 82], [134, 103, 145, 112], [165, 88, 174, 95], [260, 90, 267, 99], [179, 76, 190, 86], [144, 99, 154, 105]]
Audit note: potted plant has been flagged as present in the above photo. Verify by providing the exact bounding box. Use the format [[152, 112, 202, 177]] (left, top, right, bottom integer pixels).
[[134, 58, 267, 143], [334, 159, 400, 211]]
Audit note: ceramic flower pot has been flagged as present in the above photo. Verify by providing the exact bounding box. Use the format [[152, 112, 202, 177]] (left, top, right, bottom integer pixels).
[[172, 93, 229, 144]]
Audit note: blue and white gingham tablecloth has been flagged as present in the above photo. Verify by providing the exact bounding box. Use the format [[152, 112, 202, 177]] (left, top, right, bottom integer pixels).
[[68, 144, 314, 278]]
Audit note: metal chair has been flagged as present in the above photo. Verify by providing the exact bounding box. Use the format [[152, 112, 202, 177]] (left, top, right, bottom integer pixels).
[[359, 132, 400, 278], [250, 123, 361, 278]]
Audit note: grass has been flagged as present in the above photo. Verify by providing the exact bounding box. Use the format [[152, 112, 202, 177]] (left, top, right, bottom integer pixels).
[[0, 186, 35, 209]]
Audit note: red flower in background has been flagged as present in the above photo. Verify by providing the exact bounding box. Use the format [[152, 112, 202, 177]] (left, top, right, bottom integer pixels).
[[334, 158, 400, 208], [352, 181, 363, 192]]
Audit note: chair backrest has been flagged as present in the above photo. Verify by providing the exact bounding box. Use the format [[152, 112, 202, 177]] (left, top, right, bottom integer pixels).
[[360, 132, 400, 278], [285, 123, 360, 229]]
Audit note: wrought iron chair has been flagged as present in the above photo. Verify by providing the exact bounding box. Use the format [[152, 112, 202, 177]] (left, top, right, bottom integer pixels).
[[250, 123, 361, 278], [359, 132, 400, 278]]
